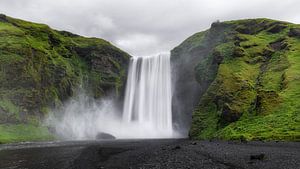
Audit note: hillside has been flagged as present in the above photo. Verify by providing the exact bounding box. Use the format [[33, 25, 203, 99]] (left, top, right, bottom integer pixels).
[[171, 18, 300, 141], [0, 14, 130, 143]]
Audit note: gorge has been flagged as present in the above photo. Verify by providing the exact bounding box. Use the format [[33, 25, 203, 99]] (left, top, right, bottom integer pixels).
[[0, 15, 299, 143]]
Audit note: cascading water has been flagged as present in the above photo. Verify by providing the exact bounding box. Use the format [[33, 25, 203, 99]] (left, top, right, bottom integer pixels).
[[122, 53, 173, 137], [47, 53, 176, 139]]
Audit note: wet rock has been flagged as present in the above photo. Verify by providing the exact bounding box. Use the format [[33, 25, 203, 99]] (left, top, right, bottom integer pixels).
[[96, 132, 116, 140], [250, 153, 266, 160], [288, 28, 300, 38]]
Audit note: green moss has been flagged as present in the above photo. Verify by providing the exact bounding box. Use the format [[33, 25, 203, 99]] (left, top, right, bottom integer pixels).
[[182, 18, 300, 141], [0, 99, 20, 120], [190, 103, 219, 139], [0, 124, 54, 144], [0, 14, 130, 143]]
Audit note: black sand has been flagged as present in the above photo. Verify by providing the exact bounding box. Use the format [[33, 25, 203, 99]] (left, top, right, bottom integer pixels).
[[0, 139, 299, 169]]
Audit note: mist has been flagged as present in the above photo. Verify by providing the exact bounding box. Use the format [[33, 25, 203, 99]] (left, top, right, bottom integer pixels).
[[46, 53, 182, 140], [46, 92, 181, 140]]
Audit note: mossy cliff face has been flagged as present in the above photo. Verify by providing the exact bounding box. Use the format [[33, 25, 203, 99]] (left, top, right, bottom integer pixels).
[[171, 19, 300, 141], [0, 14, 130, 143]]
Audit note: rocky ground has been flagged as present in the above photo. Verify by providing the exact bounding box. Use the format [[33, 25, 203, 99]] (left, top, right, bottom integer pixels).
[[0, 139, 299, 169]]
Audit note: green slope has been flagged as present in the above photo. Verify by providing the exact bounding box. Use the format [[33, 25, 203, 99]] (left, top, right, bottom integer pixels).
[[172, 18, 300, 141], [0, 14, 130, 143]]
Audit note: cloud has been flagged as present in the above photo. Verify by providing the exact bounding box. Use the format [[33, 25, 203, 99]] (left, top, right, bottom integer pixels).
[[0, 0, 299, 56]]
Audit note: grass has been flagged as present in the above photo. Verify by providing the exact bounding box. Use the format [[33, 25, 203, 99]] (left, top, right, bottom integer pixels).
[[0, 99, 20, 121], [0, 124, 54, 144], [188, 18, 300, 141], [0, 14, 130, 143]]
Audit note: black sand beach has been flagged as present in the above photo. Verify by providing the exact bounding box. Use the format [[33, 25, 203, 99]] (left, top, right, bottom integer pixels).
[[0, 139, 299, 169]]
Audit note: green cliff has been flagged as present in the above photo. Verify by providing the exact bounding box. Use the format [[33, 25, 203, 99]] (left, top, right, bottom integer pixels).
[[172, 18, 300, 141], [0, 14, 130, 143]]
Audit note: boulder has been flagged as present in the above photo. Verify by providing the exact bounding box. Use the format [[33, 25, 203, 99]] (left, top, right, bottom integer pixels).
[[250, 153, 266, 160], [96, 132, 116, 140]]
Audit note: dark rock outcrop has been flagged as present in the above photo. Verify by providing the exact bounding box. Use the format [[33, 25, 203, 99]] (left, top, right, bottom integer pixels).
[[96, 132, 116, 140], [288, 28, 300, 38]]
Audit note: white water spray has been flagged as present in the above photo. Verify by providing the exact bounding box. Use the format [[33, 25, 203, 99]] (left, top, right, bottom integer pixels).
[[46, 53, 176, 139], [122, 53, 173, 137]]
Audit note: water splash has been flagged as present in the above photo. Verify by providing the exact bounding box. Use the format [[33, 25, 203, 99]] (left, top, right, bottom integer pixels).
[[46, 53, 177, 139]]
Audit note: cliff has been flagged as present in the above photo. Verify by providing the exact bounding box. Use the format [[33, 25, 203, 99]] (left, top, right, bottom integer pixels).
[[172, 18, 300, 141], [0, 14, 130, 143]]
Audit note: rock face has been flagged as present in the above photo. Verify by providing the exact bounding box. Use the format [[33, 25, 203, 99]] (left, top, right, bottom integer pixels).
[[171, 18, 300, 141], [96, 132, 116, 140], [0, 14, 130, 142]]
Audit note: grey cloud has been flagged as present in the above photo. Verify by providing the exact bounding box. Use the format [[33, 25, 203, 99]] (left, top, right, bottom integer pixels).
[[0, 0, 299, 56]]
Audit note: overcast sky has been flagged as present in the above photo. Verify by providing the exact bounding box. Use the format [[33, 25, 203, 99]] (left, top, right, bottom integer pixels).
[[0, 0, 299, 56]]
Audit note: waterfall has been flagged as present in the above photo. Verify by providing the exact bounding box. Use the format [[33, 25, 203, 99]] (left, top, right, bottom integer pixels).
[[122, 53, 173, 137], [47, 53, 176, 139]]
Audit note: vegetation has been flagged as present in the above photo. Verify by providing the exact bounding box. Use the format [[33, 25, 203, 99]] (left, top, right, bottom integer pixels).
[[0, 14, 130, 143], [0, 124, 54, 144], [172, 18, 300, 141]]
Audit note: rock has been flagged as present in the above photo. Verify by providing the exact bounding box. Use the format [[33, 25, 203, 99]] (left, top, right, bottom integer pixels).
[[96, 132, 116, 140], [288, 28, 300, 38], [270, 38, 288, 51], [262, 48, 274, 58], [191, 142, 197, 145], [267, 24, 287, 33], [221, 103, 241, 123], [255, 91, 280, 115], [236, 25, 252, 34], [211, 20, 227, 30], [233, 47, 245, 57], [234, 35, 248, 42], [250, 153, 266, 160], [0, 14, 8, 22], [240, 137, 248, 143], [172, 146, 181, 150], [212, 49, 223, 64]]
